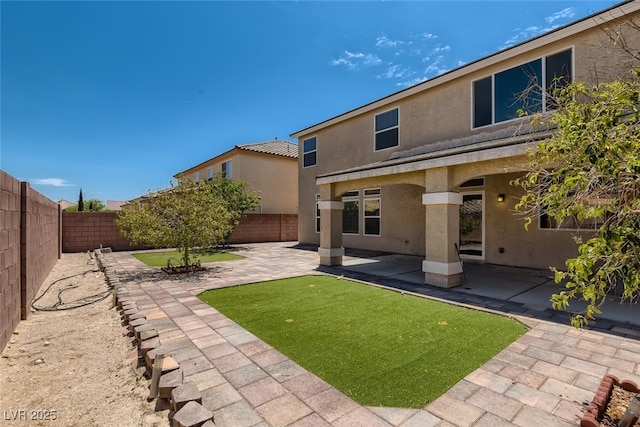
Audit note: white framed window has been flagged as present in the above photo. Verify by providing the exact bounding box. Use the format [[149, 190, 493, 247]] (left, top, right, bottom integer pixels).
[[363, 188, 381, 236], [194, 171, 200, 181], [342, 191, 359, 235], [472, 48, 573, 128], [222, 160, 232, 178], [207, 167, 214, 180], [303, 137, 317, 168], [374, 108, 399, 151], [364, 197, 381, 236]]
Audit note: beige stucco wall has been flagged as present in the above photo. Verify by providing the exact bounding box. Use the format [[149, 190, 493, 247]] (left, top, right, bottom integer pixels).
[[182, 151, 298, 214], [296, 9, 639, 269]]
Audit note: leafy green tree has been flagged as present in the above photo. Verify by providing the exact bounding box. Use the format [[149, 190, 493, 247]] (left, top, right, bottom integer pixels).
[[115, 179, 236, 268], [65, 197, 105, 212], [207, 172, 261, 243], [514, 73, 640, 327], [77, 189, 84, 212], [85, 199, 105, 211]]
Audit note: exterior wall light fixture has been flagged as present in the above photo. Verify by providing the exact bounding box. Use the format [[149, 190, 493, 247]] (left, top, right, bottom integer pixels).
[[497, 194, 505, 203]]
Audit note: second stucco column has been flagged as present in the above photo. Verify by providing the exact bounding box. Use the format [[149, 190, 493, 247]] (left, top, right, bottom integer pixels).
[[318, 184, 344, 266], [423, 169, 463, 287]]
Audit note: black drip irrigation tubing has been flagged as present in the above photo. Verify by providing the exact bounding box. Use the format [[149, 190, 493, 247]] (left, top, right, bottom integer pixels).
[[31, 269, 112, 312]]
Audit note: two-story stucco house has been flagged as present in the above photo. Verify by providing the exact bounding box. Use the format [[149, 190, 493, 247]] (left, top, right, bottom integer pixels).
[[174, 139, 298, 214], [292, 1, 640, 288]]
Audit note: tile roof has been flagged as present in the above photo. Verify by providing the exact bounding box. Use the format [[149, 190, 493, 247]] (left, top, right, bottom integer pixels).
[[173, 139, 298, 178], [236, 140, 298, 158]]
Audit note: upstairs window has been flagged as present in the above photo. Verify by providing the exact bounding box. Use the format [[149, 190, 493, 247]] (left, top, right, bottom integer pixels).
[[374, 108, 399, 151], [473, 48, 572, 128], [194, 172, 200, 181], [207, 167, 214, 181], [303, 137, 317, 167], [222, 160, 232, 178]]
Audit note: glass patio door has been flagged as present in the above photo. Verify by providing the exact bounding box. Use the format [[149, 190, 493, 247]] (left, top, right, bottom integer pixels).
[[459, 193, 484, 259]]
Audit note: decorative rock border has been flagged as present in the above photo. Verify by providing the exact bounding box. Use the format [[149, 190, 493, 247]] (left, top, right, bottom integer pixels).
[[95, 249, 215, 427], [581, 374, 640, 427]]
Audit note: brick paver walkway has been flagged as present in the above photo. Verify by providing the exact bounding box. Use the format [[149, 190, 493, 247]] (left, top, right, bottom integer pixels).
[[100, 242, 640, 426]]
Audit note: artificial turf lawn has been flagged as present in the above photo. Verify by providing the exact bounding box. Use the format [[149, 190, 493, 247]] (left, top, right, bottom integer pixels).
[[198, 275, 528, 408], [133, 250, 244, 267]]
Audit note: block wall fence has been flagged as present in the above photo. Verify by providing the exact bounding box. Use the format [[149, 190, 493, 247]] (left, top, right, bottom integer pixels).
[[1, 171, 61, 353], [1, 167, 298, 353], [62, 212, 298, 252]]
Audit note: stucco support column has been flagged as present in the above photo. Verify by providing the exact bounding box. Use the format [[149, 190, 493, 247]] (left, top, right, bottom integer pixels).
[[423, 168, 463, 288], [318, 184, 344, 266]]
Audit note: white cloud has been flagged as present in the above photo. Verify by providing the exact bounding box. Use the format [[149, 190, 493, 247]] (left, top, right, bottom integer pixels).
[[545, 7, 575, 24], [419, 32, 437, 41], [396, 76, 428, 88], [501, 8, 576, 49], [30, 178, 74, 187], [377, 63, 412, 80], [329, 50, 382, 70], [376, 35, 404, 48]]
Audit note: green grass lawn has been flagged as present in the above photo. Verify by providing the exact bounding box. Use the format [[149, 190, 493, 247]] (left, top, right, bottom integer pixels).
[[199, 275, 528, 408], [133, 249, 244, 267]]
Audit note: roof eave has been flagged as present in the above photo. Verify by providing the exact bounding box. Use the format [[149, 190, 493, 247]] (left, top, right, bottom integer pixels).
[[291, 0, 638, 139]]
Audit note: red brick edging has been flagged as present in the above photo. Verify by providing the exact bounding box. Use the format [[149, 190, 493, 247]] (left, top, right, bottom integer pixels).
[[581, 374, 640, 427]]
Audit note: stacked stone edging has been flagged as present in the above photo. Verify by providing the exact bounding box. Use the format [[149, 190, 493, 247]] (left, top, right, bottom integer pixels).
[[95, 248, 214, 427]]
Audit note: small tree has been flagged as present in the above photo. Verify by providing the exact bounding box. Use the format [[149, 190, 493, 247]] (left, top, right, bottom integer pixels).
[[207, 173, 261, 243], [116, 179, 235, 268], [77, 189, 84, 212], [85, 199, 105, 212], [514, 72, 640, 327]]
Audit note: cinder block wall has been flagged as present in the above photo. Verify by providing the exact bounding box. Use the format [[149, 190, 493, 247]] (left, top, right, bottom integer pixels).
[[62, 212, 298, 252], [62, 212, 146, 253], [227, 214, 298, 243], [1, 172, 23, 353], [21, 183, 61, 319], [0, 171, 60, 353]]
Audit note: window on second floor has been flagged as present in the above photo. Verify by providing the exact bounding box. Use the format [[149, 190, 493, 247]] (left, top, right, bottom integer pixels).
[[473, 48, 573, 128], [375, 108, 399, 151], [303, 137, 317, 167], [207, 167, 214, 181], [194, 171, 200, 181], [222, 160, 232, 178]]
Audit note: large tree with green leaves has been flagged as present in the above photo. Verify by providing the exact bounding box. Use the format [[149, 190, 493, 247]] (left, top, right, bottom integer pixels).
[[207, 172, 261, 243], [514, 70, 640, 327], [116, 176, 260, 268]]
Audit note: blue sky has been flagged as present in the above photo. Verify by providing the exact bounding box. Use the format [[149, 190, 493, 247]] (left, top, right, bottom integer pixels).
[[1, 0, 620, 204]]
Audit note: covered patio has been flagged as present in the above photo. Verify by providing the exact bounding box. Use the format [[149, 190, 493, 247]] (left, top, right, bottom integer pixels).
[[321, 249, 640, 329]]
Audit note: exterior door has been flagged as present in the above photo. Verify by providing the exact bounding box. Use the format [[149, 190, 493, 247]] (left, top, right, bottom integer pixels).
[[459, 192, 484, 259]]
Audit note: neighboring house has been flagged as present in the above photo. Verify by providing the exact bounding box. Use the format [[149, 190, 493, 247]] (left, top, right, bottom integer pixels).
[[291, 2, 640, 288], [174, 139, 298, 214], [105, 200, 127, 211], [58, 199, 75, 210]]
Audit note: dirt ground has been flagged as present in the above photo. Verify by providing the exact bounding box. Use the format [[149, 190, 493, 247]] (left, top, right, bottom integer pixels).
[[0, 253, 169, 427]]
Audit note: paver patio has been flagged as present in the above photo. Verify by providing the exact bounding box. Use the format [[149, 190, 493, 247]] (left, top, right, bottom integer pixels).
[[101, 242, 640, 426]]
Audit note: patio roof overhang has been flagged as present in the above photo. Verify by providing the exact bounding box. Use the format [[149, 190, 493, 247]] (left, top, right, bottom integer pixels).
[[316, 128, 554, 186]]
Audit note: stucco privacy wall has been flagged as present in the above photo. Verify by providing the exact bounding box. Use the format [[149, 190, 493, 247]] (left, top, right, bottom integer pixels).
[[1, 170, 60, 352], [62, 212, 147, 253], [227, 214, 297, 244], [62, 212, 298, 253]]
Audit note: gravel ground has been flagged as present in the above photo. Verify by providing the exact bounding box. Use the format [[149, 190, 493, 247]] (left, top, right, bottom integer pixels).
[[0, 252, 169, 427]]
